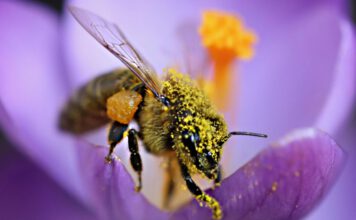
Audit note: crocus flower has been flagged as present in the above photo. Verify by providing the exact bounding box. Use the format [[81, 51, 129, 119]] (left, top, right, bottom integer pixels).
[[0, 0, 354, 220]]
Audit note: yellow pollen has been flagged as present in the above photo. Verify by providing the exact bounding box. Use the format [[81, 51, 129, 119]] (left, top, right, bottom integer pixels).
[[198, 10, 256, 109], [199, 10, 256, 60], [123, 130, 129, 138], [294, 171, 300, 177], [271, 182, 278, 192]]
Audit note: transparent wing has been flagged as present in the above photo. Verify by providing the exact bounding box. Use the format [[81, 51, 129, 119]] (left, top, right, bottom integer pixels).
[[69, 6, 162, 98]]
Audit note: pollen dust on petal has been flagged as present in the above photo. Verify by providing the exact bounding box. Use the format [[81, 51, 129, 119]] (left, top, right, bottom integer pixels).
[[198, 10, 256, 109]]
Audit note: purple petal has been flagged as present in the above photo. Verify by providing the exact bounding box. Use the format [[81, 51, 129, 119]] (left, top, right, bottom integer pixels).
[[225, 4, 355, 174], [0, 1, 87, 202], [173, 128, 344, 219], [0, 145, 97, 220], [75, 140, 168, 220], [315, 20, 356, 134], [307, 121, 356, 219], [236, 5, 353, 138]]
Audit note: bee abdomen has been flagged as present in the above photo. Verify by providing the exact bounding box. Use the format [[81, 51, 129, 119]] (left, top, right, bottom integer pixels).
[[59, 68, 141, 134]]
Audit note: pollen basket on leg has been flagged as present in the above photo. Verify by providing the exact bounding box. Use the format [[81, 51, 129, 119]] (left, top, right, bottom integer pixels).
[[106, 90, 142, 124]]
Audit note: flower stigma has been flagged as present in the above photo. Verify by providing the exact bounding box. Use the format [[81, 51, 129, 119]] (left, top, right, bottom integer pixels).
[[199, 10, 256, 109]]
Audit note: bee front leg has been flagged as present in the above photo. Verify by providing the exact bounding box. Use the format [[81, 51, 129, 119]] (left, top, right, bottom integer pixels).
[[128, 129, 143, 192], [179, 161, 223, 220], [106, 121, 129, 162]]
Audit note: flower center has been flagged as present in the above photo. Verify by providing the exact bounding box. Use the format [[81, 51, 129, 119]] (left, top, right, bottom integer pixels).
[[199, 10, 256, 109]]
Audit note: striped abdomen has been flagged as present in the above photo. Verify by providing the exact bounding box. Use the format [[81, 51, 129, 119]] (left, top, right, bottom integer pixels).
[[59, 68, 141, 134]]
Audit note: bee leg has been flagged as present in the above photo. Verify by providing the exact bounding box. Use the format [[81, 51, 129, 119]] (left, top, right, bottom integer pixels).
[[179, 161, 223, 220], [128, 129, 143, 192], [213, 165, 222, 189], [162, 158, 176, 209], [105, 121, 129, 162]]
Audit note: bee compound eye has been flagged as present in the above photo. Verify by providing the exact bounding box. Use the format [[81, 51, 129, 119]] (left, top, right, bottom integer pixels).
[[182, 130, 198, 156]]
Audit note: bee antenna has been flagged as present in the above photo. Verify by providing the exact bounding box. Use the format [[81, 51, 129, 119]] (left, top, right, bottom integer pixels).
[[220, 131, 267, 146], [229, 131, 268, 138]]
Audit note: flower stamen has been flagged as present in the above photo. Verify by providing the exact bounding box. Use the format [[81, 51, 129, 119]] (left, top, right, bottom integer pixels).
[[199, 10, 256, 109]]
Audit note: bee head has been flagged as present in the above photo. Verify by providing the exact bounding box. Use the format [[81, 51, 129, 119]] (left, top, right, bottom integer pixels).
[[175, 114, 268, 179], [175, 114, 228, 180], [163, 70, 267, 179]]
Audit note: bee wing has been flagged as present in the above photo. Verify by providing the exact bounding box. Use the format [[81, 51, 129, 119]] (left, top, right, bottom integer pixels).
[[69, 6, 162, 98]]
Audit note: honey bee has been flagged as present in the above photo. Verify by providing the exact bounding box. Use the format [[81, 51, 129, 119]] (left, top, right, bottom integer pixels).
[[60, 6, 267, 219]]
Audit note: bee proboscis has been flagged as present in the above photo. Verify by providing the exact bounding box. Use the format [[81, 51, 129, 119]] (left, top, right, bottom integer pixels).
[[60, 6, 267, 219]]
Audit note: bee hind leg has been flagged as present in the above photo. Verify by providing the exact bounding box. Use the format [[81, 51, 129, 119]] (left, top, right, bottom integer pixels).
[[162, 157, 178, 209], [106, 121, 129, 162], [128, 129, 143, 192]]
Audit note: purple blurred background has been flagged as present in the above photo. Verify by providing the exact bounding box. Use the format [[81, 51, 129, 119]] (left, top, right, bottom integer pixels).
[[0, 0, 355, 219]]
